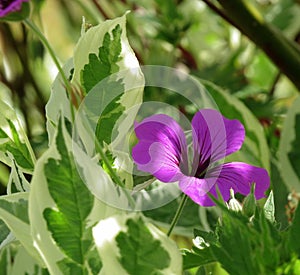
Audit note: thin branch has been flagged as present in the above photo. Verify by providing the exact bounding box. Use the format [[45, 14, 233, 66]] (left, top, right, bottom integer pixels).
[[213, 0, 300, 90]]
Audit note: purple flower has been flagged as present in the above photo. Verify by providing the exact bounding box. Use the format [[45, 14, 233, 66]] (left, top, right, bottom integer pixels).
[[0, 0, 28, 17], [132, 109, 270, 206]]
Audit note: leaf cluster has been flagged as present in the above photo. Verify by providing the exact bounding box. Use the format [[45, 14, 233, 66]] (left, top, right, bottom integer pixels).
[[183, 194, 300, 274]]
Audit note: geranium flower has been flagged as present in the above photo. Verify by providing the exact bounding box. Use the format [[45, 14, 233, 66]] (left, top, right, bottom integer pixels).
[[0, 0, 28, 17], [132, 109, 270, 206]]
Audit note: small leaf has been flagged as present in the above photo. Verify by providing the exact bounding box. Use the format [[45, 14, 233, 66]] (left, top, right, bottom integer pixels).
[[116, 217, 170, 274], [86, 247, 103, 275], [95, 83, 125, 145], [264, 191, 275, 223], [80, 24, 122, 93], [7, 156, 30, 194], [0, 120, 34, 171], [93, 213, 182, 274], [182, 248, 216, 270]]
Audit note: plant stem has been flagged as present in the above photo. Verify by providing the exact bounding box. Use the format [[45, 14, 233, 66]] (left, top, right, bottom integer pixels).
[[24, 19, 75, 121], [206, 0, 300, 90], [167, 194, 188, 236], [23, 19, 71, 92]]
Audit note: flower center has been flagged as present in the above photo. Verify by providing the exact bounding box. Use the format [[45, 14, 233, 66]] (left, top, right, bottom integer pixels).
[[195, 158, 210, 179]]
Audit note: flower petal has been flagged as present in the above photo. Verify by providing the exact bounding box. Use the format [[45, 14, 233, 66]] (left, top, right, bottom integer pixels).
[[178, 176, 218, 206], [132, 114, 188, 182], [179, 162, 270, 206], [191, 109, 245, 175]]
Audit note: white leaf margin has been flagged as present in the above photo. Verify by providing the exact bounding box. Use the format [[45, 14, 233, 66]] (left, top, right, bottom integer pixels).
[[93, 212, 183, 275]]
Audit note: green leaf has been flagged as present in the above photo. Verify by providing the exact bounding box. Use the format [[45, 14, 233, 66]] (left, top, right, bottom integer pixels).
[[288, 204, 300, 255], [7, 157, 30, 194], [182, 248, 216, 270], [57, 258, 87, 275], [46, 59, 74, 144], [72, 13, 144, 193], [86, 247, 103, 275], [0, 219, 10, 248], [94, 83, 125, 145], [0, 117, 34, 171], [279, 96, 300, 191], [0, 193, 43, 265], [116, 217, 170, 274], [30, 118, 116, 274], [264, 191, 275, 223], [42, 118, 94, 266], [93, 213, 182, 274], [271, 159, 289, 228], [287, 114, 300, 179], [0, 197, 29, 224], [81, 24, 122, 93]]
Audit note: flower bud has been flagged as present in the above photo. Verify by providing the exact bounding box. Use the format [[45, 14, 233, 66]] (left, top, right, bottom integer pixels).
[[227, 188, 242, 212], [243, 183, 256, 217]]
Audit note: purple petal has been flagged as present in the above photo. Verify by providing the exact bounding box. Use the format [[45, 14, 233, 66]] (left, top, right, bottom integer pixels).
[[0, 0, 28, 17], [179, 162, 270, 206], [132, 114, 188, 182], [178, 176, 218, 206], [191, 109, 245, 175]]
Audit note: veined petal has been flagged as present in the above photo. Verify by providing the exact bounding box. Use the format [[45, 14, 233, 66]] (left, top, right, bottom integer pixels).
[[178, 162, 270, 206], [132, 114, 188, 182], [208, 162, 270, 202], [191, 109, 245, 175]]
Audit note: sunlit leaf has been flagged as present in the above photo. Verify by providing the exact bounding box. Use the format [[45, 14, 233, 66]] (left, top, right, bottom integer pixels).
[[93, 213, 182, 274], [0, 101, 35, 171], [29, 117, 106, 274], [0, 193, 43, 265], [81, 24, 122, 94]]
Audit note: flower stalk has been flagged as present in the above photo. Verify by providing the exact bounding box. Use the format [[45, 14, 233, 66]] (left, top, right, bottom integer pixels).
[[23, 19, 71, 92], [23, 18, 76, 121], [167, 194, 188, 236]]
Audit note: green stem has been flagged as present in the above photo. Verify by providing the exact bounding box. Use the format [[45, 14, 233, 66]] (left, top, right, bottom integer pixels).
[[24, 18, 75, 121], [23, 19, 71, 92], [167, 194, 188, 236], [213, 0, 300, 90]]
